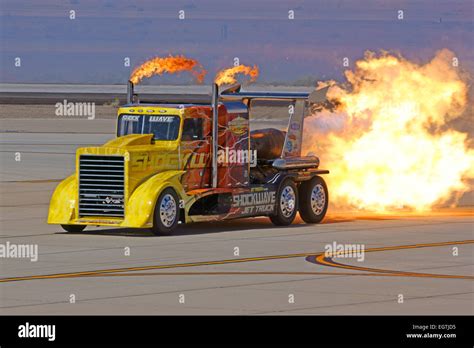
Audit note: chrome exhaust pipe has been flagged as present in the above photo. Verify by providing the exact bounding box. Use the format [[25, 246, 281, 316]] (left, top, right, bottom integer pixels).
[[272, 156, 320, 170], [127, 80, 134, 104], [211, 83, 219, 188]]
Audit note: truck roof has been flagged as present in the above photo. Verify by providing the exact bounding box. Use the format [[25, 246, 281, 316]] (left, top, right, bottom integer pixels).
[[121, 102, 207, 108], [120, 101, 248, 114]]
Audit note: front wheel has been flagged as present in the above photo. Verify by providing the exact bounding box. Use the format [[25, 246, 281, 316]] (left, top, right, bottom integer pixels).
[[61, 224, 86, 233], [150, 188, 180, 236], [269, 179, 298, 226], [298, 176, 328, 223]]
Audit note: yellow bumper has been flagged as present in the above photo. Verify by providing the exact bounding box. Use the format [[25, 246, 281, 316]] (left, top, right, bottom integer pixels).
[[48, 170, 187, 228]]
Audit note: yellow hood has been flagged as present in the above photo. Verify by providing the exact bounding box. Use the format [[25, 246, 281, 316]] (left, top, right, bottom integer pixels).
[[103, 134, 154, 147]]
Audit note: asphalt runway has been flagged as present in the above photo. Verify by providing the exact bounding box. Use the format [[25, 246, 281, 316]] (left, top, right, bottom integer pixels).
[[0, 119, 473, 315]]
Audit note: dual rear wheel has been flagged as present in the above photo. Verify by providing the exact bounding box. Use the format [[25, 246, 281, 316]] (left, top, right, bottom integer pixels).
[[270, 176, 328, 226]]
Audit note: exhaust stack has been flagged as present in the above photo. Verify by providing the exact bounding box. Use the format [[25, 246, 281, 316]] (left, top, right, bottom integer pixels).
[[126, 80, 134, 104], [211, 83, 219, 188]]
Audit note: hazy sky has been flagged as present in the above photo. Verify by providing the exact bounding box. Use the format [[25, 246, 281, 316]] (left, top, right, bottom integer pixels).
[[1, 0, 473, 84]]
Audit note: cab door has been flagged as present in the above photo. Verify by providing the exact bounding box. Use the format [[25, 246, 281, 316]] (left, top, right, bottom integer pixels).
[[180, 116, 212, 191]]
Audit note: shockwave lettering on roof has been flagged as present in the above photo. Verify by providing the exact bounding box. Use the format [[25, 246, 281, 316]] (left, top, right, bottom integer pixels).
[[122, 115, 140, 121], [149, 116, 174, 122]]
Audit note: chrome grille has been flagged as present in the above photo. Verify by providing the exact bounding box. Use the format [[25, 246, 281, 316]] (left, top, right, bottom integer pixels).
[[79, 155, 125, 217]]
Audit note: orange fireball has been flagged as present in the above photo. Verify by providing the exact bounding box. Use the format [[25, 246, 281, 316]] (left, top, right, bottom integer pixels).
[[130, 55, 206, 84], [304, 49, 474, 212], [214, 64, 259, 86]]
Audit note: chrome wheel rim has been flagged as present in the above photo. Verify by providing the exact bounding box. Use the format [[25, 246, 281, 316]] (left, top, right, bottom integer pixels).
[[311, 184, 326, 215], [280, 186, 296, 218], [160, 194, 177, 227]]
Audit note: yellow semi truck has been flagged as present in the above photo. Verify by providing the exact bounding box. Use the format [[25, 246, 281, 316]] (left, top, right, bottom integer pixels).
[[48, 82, 329, 235]]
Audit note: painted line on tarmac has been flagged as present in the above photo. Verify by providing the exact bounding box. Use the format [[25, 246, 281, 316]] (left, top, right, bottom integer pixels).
[[0, 240, 472, 283], [87, 270, 471, 280], [308, 240, 474, 280], [0, 179, 62, 183], [0, 253, 307, 283], [90, 240, 474, 280]]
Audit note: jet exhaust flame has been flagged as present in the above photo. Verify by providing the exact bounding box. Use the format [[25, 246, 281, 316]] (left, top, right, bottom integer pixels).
[[214, 64, 259, 86], [304, 49, 474, 212], [130, 55, 206, 84]]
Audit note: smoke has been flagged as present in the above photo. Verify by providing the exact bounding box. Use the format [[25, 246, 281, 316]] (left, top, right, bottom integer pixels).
[[304, 49, 474, 212]]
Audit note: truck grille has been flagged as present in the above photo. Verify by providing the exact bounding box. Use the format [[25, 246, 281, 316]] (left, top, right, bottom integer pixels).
[[78, 155, 125, 217]]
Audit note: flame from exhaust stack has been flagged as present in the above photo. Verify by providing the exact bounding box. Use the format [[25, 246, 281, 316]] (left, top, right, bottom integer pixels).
[[214, 64, 259, 86], [129, 55, 206, 84], [304, 49, 474, 212]]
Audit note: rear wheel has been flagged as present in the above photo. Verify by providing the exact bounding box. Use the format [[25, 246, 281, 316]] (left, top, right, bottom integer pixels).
[[298, 176, 328, 223], [269, 179, 298, 226], [61, 224, 86, 233], [151, 188, 180, 236]]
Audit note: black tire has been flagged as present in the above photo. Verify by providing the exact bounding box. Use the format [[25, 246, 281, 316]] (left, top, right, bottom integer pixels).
[[298, 176, 328, 224], [269, 178, 298, 226], [150, 188, 180, 236], [61, 224, 86, 233]]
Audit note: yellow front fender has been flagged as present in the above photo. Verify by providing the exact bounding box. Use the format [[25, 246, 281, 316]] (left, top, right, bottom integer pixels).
[[47, 175, 76, 224], [123, 170, 186, 228]]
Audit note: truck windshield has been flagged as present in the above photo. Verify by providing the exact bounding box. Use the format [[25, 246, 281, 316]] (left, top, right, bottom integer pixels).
[[117, 115, 180, 140]]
